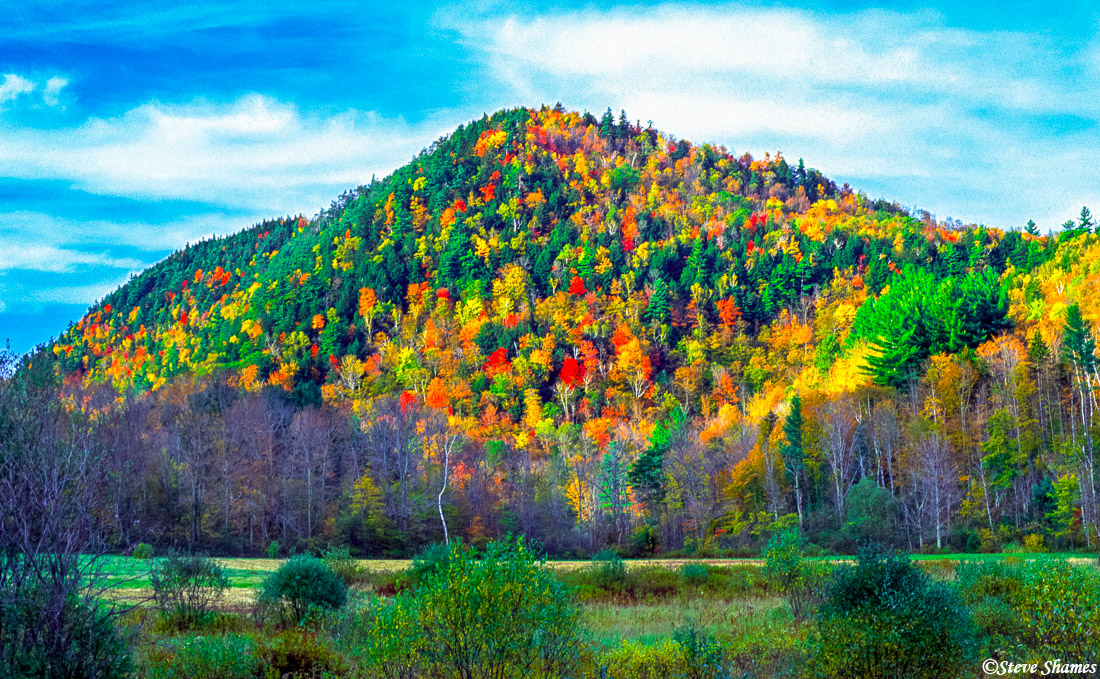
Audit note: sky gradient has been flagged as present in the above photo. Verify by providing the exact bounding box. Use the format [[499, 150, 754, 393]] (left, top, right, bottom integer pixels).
[[3, 1, 1099, 352]]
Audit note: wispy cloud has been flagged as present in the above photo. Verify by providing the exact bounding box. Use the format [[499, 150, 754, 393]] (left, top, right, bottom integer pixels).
[[0, 245, 143, 274], [42, 77, 68, 107], [451, 4, 1100, 228], [0, 74, 35, 106], [0, 210, 268, 253], [0, 95, 453, 213]]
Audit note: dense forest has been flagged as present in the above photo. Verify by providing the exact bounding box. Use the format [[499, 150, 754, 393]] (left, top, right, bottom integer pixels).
[[14, 104, 1100, 557]]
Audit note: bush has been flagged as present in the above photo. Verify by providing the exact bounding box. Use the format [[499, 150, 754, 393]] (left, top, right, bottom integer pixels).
[[259, 555, 347, 625], [406, 541, 454, 587], [591, 549, 629, 591], [150, 553, 229, 630], [815, 545, 977, 678], [762, 529, 828, 620], [322, 546, 368, 586], [347, 595, 425, 679], [959, 559, 1100, 661], [256, 629, 347, 677], [0, 576, 133, 679], [144, 634, 259, 679], [673, 623, 727, 679], [132, 543, 154, 559], [680, 563, 710, 587], [360, 537, 583, 679], [1022, 533, 1047, 553], [599, 639, 686, 679], [266, 540, 280, 559], [631, 524, 659, 556]]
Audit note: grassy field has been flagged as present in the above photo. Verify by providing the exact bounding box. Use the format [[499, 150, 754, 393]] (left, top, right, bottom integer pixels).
[[96, 549, 1100, 678], [95, 550, 1096, 607]]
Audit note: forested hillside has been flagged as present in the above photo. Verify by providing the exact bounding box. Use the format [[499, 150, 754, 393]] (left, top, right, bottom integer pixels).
[[22, 105, 1100, 557]]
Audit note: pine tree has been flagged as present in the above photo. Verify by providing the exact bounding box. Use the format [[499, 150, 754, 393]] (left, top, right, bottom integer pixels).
[[600, 108, 614, 138], [1063, 303, 1096, 371], [782, 395, 806, 526], [1080, 207, 1095, 234], [644, 279, 671, 326]]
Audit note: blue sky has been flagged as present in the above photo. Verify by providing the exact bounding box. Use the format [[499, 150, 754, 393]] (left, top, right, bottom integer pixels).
[[3, 1, 1100, 352]]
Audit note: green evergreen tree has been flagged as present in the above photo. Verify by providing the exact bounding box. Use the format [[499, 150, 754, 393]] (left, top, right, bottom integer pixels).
[[1062, 303, 1097, 371], [644, 279, 671, 325], [1080, 206, 1094, 234], [782, 394, 806, 526]]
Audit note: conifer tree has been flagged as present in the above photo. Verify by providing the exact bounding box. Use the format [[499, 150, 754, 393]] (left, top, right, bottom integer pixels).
[[782, 394, 806, 527]]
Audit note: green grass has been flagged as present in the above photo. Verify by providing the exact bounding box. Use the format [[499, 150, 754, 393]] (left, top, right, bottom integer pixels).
[[582, 596, 789, 650], [92, 551, 1098, 600], [94, 555, 276, 590], [907, 551, 1093, 561]]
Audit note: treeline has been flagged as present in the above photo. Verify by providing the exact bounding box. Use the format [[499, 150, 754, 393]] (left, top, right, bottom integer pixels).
[[7, 292, 1096, 557]]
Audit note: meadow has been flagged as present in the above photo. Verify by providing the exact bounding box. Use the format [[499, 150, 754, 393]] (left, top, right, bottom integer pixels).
[[86, 544, 1100, 679]]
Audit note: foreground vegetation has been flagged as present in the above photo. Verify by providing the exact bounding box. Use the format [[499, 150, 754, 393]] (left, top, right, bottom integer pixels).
[[6, 535, 1095, 678]]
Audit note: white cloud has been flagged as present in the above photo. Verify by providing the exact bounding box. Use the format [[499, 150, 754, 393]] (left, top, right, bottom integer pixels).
[[450, 4, 1100, 228], [0, 74, 35, 106], [0, 210, 272, 252], [21, 278, 133, 306], [0, 245, 144, 273], [0, 95, 456, 213], [42, 77, 68, 107]]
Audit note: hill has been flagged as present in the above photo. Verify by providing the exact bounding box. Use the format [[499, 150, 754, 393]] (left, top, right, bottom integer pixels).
[[23, 105, 1100, 556]]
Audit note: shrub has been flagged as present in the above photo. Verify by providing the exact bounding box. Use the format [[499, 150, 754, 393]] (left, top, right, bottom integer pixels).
[[361, 537, 583, 679], [631, 524, 659, 556], [347, 595, 426, 679], [673, 623, 727, 679], [406, 540, 454, 587], [144, 634, 259, 679], [132, 543, 155, 559], [259, 555, 347, 625], [322, 546, 368, 586], [680, 563, 710, 587], [591, 549, 629, 591], [599, 639, 686, 679], [266, 540, 280, 559], [1022, 533, 1047, 553], [1014, 561, 1100, 660], [762, 529, 828, 620], [150, 553, 229, 630], [256, 629, 347, 677], [0, 576, 133, 679], [815, 545, 977, 678]]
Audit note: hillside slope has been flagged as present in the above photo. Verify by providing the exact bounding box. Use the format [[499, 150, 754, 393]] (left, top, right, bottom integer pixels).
[[31, 105, 1100, 555], [49, 105, 1042, 399]]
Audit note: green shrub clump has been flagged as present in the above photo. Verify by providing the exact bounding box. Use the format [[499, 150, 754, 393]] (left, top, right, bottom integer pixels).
[[590, 549, 629, 591], [956, 559, 1100, 661], [144, 634, 259, 679], [150, 553, 229, 630], [131, 542, 154, 559], [815, 545, 977, 678], [406, 540, 453, 587], [762, 529, 828, 620], [356, 537, 583, 679], [322, 546, 368, 586], [259, 555, 347, 625], [680, 562, 710, 587]]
